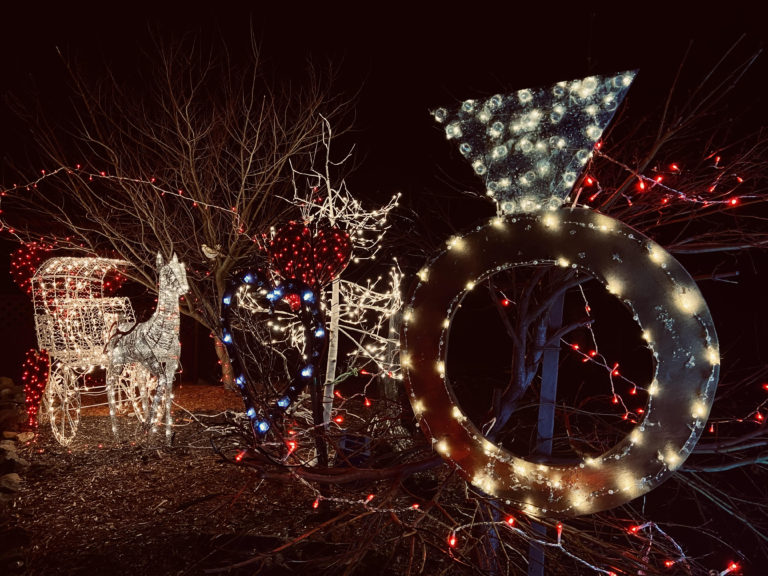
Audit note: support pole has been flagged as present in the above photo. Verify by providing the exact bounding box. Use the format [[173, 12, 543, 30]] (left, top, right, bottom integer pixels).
[[528, 292, 564, 576]]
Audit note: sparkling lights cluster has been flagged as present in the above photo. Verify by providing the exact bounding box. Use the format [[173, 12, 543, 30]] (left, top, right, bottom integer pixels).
[[337, 266, 403, 378], [220, 270, 326, 438], [269, 221, 352, 288], [401, 208, 719, 516], [21, 348, 49, 427], [433, 71, 635, 214]]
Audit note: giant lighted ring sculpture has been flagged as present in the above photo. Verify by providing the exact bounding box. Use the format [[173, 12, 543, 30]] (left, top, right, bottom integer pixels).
[[401, 72, 720, 516]]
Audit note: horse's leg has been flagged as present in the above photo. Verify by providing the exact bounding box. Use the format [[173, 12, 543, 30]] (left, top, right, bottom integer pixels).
[[164, 363, 175, 444], [106, 362, 122, 438], [145, 359, 165, 437]]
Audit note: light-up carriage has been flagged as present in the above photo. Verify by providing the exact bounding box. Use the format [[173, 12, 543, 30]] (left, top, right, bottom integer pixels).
[[32, 257, 156, 446]]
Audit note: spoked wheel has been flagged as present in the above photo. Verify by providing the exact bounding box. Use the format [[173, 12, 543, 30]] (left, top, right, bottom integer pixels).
[[44, 363, 81, 446], [120, 363, 163, 425], [109, 365, 137, 415]]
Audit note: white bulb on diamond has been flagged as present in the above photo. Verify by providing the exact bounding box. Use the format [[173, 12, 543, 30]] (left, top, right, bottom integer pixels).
[[433, 71, 636, 215]]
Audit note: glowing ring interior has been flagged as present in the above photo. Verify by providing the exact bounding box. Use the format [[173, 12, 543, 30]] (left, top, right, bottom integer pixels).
[[401, 208, 719, 517]]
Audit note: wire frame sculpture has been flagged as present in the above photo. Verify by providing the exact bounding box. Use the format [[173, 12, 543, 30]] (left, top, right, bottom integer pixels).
[[107, 253, 189, 444], [31, 257, 138, 445], [32, 257, 135, 368]]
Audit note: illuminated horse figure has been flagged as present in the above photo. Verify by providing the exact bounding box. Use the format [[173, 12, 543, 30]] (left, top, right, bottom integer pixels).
[[107, 252, 189, 443]]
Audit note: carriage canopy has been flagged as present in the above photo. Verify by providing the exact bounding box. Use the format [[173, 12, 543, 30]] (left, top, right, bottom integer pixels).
[[31, 257, 136, 366]]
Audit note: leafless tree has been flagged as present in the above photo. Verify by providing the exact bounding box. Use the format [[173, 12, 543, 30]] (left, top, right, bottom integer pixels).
[[1, 31, 347, 387]]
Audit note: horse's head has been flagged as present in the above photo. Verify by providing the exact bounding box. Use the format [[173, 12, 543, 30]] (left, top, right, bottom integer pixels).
[[156, 252, 190, 297]]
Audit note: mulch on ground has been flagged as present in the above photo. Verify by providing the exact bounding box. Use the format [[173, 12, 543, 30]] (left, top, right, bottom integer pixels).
[[5, 384, 326, 576]]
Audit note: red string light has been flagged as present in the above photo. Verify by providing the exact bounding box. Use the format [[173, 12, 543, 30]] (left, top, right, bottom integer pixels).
[[21, 348, 49, 427], [10, 242, 53, 295], [269, 221, 352, 288]]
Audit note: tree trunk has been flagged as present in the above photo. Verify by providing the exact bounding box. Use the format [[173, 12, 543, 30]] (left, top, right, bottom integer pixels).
[[322, 278, 341, 425], [214, 337, 235, 390], [378, 310, 401, 401]]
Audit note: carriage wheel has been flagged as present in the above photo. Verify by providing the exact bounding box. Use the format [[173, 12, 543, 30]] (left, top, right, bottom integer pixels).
[[120, 363, 164, 425], [109, 365, 136, 415], [44, 364, 81, 446]]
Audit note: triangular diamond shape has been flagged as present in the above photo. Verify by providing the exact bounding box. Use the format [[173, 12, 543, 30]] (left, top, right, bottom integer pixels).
[[434, 71, 636, 214]]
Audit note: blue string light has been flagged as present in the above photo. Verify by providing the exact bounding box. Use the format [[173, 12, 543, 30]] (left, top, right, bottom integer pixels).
[[220, 270, 326, 438]]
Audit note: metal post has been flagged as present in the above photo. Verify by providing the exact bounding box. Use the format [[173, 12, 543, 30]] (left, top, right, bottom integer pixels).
[[528, 292, 564, 576]]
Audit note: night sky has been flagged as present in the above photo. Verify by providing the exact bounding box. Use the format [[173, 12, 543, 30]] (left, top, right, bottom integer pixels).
[[2, 4, 767, 201], [0, 8, 765, 321]]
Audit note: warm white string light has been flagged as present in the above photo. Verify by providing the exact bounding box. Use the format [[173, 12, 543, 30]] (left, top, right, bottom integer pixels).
[[402, 208, 719, 516]]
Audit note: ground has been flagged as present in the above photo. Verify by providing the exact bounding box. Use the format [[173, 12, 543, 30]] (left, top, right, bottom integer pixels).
[[2, 384, 339, 576]]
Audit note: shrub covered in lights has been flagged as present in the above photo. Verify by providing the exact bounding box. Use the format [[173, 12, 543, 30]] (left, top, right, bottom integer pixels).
[[220, 270, 326, 439]]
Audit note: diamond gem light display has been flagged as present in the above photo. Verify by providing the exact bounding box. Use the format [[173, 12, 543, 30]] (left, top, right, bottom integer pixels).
[[402, 72, 720, 517], [433, 71, 636, 214]]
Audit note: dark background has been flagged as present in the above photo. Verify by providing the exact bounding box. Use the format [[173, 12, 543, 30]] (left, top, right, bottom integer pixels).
[[1, 3, 767, 379]]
